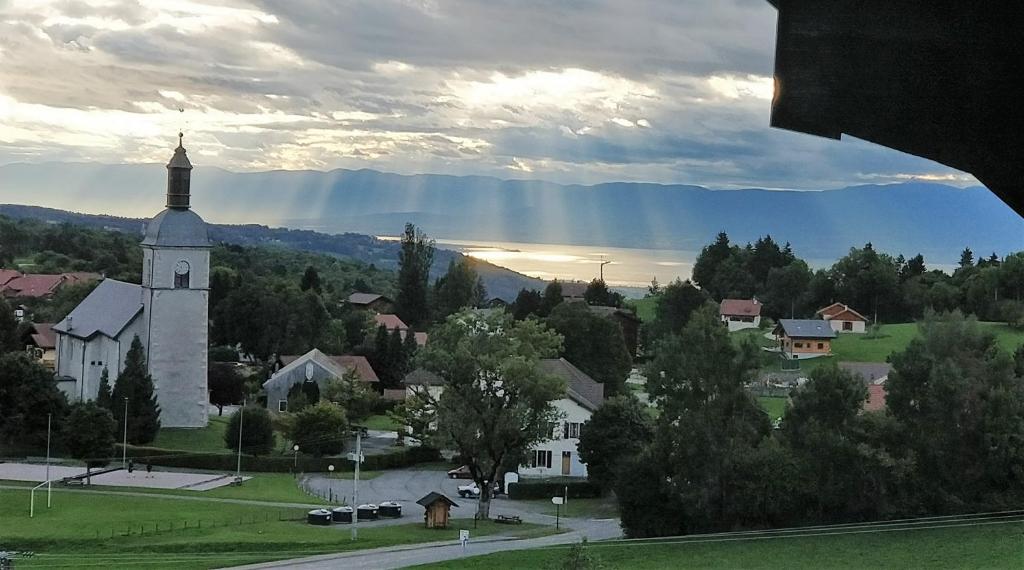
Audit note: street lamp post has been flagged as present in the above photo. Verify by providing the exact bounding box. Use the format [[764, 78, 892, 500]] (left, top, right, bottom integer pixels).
[[121, 398, 128, 468], [351, 429, 362, 541], [45, 413, 52, 508], [235, 400, 245, 483], [293, 444, 300, 472]]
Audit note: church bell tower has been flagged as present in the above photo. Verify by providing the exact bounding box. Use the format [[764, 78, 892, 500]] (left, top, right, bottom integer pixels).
[[140, 134, 210, 428]]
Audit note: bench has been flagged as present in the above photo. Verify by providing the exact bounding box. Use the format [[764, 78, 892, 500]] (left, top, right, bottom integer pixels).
[[495, 514, 522, 525]]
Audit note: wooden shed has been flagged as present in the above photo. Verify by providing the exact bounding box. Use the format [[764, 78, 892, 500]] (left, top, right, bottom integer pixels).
[[416, 492, 459, 529]]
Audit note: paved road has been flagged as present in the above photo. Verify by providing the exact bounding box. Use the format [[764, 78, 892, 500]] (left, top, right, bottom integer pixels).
[[227, 516, 620, 569]]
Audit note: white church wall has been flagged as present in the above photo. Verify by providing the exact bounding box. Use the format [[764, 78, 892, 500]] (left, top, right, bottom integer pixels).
[[146, 248, 210, 290], [144, 287, 209, 428]]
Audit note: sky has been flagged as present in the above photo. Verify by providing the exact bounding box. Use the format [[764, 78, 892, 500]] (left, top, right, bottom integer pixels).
[[0, 0, 979, 189]]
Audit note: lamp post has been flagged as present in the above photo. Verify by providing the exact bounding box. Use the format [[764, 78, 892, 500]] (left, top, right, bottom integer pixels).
[[327, 464, 334, 479], [351, 428, 362, 541], [121, 398, 128, 468], [293, 444, 300, 472], [235, 400, 245, 483], [45, 413, 51, 508]]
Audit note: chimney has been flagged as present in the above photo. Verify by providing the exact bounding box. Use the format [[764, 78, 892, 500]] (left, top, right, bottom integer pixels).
[[67, 316, 73, 330]]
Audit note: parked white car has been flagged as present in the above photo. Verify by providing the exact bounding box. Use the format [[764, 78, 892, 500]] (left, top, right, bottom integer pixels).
[[457, 481, 502, 499]]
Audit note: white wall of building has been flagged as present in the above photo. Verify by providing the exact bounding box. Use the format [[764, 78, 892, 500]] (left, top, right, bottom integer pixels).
[[722, 315, 761, 332], [519, 397, 593, 478], [828, 319, 866, 333]]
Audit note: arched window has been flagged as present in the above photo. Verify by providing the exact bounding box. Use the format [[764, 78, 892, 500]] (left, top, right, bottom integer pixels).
[[174, 260, 190, 289]]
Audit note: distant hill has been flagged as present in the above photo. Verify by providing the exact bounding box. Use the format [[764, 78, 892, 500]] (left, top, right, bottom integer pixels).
[[1, 162, 1022, 262], [0, 204, 544, 301]]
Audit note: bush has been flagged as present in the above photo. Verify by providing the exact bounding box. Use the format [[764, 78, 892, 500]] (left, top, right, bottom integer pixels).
[[507, 479, 604, 500], [224, 406, 275, 456], [209, 345, 240, 362], [118, 444, 440, 473], [291, 402, 348, 457]]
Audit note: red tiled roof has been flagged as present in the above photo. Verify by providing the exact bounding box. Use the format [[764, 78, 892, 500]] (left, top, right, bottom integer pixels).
[[817, 303, 868, 322], [864, 384, 887, 412], [375, 314, 409, 331], [0, 269, 21, 287], [330, 355, 380, 383], [720, 298, 762, 317], [1, 272, 101, 299]]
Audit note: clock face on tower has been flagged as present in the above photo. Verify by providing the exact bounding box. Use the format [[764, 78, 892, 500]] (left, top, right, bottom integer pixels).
[[174, 260, 190, 275]]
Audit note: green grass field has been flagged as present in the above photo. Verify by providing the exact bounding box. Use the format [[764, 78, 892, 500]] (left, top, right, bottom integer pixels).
[[0, 487, 553, 569], [513, 496, 619, 520], [361, 414, 401, 431], [151, 415, 233, 453], [757, 396, 788, 421], [417, 520, 1024, 569], [628, 297, 657, 323]]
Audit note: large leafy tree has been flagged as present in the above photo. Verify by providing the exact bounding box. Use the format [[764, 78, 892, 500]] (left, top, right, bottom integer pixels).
[[290, 401, 349, 457], [225, 405, 275, 456], [407, 310, 564, 518], [208, 363, 245, 416], [583, 279, 623, 307], [620, 303, 769, 536], [111, 335, 161, 445], [0, 352, 67, 450], [544, 302, 632, 395], [691, 231, 733, 293], [0, 297, 20, 353], [95, 367, 113, 410], [510, 288, 543, 320], [829, 243, 901, 322], [762, 260, 812, 319], [299, 265, 322, 293], [539, 280, 564, 317], [433, 258, 486, 320], [395, 223, 435, 328], [648, 279, 708, 340], [63, 401, 116, 482], [577, 395, 652, 491], [323, 369, 380, 421], [885, 311, 1024, 509]]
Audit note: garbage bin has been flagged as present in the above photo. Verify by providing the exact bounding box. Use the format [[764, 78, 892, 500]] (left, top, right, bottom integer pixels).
[[379, 501, 402, 518], [331, 506, 354, 523], [357, 504, 379, 520], [307, 508, 332, 526]]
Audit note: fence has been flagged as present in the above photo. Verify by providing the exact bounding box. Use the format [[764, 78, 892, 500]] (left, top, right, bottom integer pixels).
[[87, 510, 305, 541]]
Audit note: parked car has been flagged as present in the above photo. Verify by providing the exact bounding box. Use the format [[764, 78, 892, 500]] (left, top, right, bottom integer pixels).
[[457, 481, 502, 499], [447, 465, 472, 479]]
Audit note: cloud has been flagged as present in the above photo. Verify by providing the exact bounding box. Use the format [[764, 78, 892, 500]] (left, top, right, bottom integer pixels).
[[0, 0, 977, 190]]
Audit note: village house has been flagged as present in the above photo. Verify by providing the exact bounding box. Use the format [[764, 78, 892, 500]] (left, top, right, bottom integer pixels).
[[816, 302, 869, 333], [559, 281, 588, 302], [773, 319, 837, 359], [0, 271, 100, 299], [23, 322, 56, 370], [347, 292, 393, 313], [374, 313, 428, 346], [719, 298, 763, 332], [839, 362, 891, 413], [403, 357, 604, 478], [264, 348, 379, 412]]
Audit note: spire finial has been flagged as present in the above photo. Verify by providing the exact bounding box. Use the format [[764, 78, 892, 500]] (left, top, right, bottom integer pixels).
[[178, 131, 184, 149]]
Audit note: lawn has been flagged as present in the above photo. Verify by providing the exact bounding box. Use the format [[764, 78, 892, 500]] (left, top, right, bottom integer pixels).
[[416, 519, 1024, 569], [0, 487, 554, 569], [514, 496, 619, 520], [757, 396, 788, 421], [627, 297, 657, 323], [150, 415, 232, 453], [361, 414, 401, 431]]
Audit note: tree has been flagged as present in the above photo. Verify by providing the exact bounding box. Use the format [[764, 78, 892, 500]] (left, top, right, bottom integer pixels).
[[539, 280, 564, 317], [299, 265, 322, 293], [762, 260, 813, 319], [647, 277, 661, 297], [0, 297, 20, 353], [958, 247, 975, 269], [62, 401, 116, 483], [225, 405, 275, 456], [323, 369, 380, 421], [434, 258, 486, 320], [388, 326, 409, 387], [290, 401, 349, 457], [648, 279, 708, 340], [511, 288, 543, 320], [0, 353, 67, 450], [407, 310, 564, 518], [561, 538, 601, 570], [692, 232, 733, 292], [584, 279, 622, 307], [578, 395, 652, 490], [1014, 344, 1024, 378], [544, 302, 632, 395], [95, 367, 113, 411], [208, 363, 245, 416], [886, 311, 1024, 509], [111, 335, 161, 445], [395, 223, 435, 328], [619, 304, 770, 536]]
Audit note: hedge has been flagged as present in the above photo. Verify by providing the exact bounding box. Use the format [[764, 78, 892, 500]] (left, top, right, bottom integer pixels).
[[118, 444, 440, 473], [507, 479, 604, 500]]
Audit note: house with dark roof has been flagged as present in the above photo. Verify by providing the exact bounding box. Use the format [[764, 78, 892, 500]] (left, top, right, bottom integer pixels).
[[403, 357, 605, 478], [773, 319, 837, 359], [816, 302, 869, 333], [23, 323, 57, 370], [264, 348, 379, 413], [720, 298, 763, 332], [347, 292, 393, 313]]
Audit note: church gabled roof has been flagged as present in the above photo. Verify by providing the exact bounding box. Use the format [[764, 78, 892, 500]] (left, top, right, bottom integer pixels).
[[53, 279, 143, 340]]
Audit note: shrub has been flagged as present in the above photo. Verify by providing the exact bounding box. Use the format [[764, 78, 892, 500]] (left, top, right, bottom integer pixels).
[[225, 406, 275, 456], [209, 345, 240, 362], [507, 479, 604, 500], [290, 401, 348, 457]]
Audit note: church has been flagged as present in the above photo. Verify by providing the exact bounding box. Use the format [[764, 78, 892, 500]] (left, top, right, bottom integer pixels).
[[53, 136, 210, 428]]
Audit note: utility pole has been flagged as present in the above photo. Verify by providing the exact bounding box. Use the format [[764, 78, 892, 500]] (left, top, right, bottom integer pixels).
[[351, 429, 361, 541], [235, 400, 245, 482], [45, 413, 52, 507], [599, 256, 612, 281], [121, 398, 129, 468]]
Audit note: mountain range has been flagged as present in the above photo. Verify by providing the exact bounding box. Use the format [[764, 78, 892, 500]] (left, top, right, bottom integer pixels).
[[1, 162, 1022, 264]]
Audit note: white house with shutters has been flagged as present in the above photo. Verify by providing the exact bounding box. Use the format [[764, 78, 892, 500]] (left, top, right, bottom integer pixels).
[[403, 357, 604, 478]]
